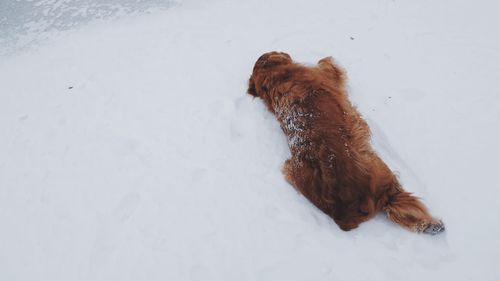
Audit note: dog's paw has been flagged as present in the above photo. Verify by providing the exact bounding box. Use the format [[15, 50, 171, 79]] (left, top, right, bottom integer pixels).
[[423, 220, 445, 235]]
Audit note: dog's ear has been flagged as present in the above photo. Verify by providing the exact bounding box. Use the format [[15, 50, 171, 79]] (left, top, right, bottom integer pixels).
[[318, 56, 346, 87], [247, 76, 258, 97]]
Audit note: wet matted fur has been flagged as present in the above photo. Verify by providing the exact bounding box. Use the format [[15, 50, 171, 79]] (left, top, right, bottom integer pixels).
[[247, 51, 444, 234]]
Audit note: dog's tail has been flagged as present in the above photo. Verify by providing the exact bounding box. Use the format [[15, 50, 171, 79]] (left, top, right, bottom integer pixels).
[[383, 185, 444, 234]]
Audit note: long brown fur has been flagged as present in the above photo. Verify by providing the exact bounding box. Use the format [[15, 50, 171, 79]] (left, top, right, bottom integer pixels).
[[247, 52, 444, 234]]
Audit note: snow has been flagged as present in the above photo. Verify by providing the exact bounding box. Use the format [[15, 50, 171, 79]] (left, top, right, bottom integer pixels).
[[1, 0, 500, 280]]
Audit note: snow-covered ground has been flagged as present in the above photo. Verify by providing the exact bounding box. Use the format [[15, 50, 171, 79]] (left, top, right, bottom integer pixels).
[[1, 0, 500, 280]]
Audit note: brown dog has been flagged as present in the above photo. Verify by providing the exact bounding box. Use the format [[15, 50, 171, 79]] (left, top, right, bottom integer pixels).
[[248, 52, 444, 234]]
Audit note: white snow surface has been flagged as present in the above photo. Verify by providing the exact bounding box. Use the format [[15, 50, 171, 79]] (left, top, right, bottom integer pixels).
[[1, 0, 500, 280]]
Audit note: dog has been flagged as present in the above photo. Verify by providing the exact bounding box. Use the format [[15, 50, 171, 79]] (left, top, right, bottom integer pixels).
[[247, 51, 444, 234]]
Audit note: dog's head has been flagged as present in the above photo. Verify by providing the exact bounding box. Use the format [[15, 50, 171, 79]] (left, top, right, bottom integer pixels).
[[247, 51, 292, 98]]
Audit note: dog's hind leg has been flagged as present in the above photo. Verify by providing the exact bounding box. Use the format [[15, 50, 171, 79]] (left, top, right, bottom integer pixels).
[[383, 186, 444, 234], [282, 158, 336, 217]]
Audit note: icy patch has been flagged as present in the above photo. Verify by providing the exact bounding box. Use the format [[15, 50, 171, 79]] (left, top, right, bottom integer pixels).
[[0, 0, 178, 55]]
